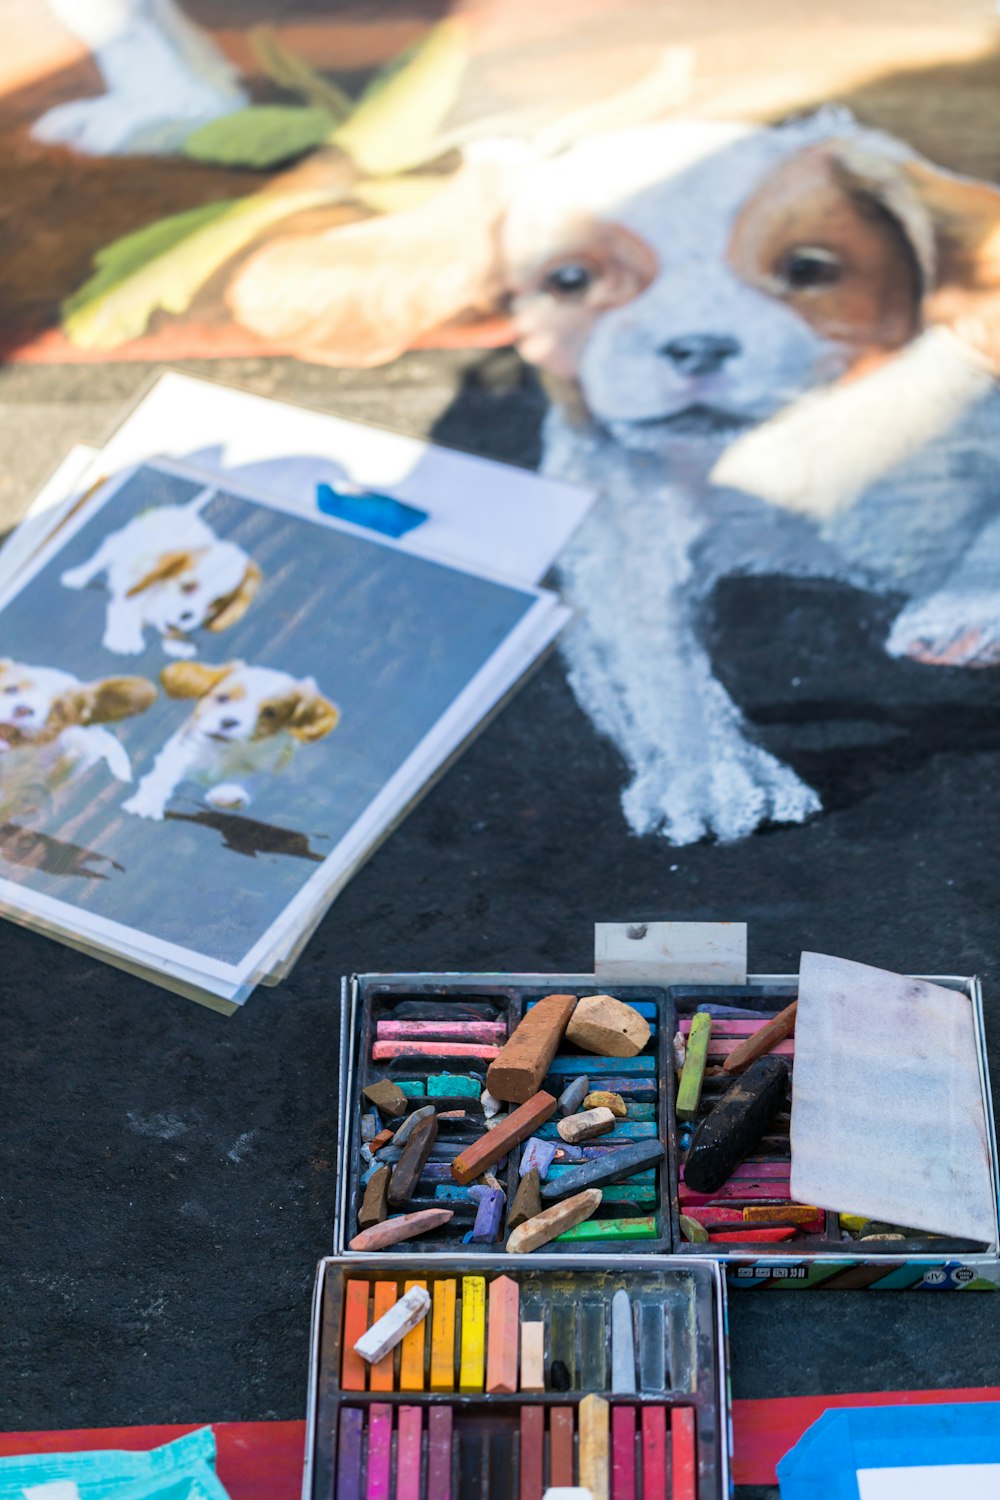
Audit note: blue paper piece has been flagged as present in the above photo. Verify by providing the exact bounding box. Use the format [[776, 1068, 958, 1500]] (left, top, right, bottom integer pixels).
[[0, 1427, 231, 1499], [777, 1401, 1000, 1500], [316, 482, 428, 538]]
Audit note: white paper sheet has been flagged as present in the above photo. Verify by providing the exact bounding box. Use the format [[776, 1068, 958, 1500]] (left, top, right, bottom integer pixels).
[[789, 952, 997, 1244], [88, 372, 593, 583], [858, 1464, 1000, 1499]]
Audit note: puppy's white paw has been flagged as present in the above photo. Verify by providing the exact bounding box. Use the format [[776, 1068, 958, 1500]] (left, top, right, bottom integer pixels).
[[102, 627, 146, 656], [60, 564, 92, 590], [887, 591, 1000, 668], [622, 743, 820, 845], [205, 783, 250, 811], [122, 790, 166, 821], [162, 638, 198, 659]]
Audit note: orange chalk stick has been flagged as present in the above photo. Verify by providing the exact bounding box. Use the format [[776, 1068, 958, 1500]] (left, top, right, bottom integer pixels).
[[671, 1406, 697, 1500], [369, 1281, 398, 1392], [429, 1279, 457, 1392], [398, 1279, 427, 1391], [485, 1275, 519, 1394], [341, 1280, 369, 1391], [451, 1091, 558, 1186], [722, 1001, 797, 1075]]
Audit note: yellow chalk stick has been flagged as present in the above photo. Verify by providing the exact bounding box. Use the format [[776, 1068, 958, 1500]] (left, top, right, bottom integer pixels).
[[398, 1278, 427, 1391], [458, 1276, 486, 1393], [429, 1278, 457, 1392], [579, 1393, 610, 1500]]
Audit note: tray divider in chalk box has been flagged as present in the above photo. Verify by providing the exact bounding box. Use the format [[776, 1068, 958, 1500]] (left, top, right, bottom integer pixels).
[[342, 977, 675, 1255], [308, 1256, 727, 1500]]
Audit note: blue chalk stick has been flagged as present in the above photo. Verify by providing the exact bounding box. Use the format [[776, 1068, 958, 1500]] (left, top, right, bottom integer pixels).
[[317, 482, 428, 537], [546, 1056, 656, 1076]]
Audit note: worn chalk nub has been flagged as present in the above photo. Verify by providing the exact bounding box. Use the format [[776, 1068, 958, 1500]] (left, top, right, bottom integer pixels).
[[487, 994, 577, 1103], [558, 1107, 617, 1144], [566, 995, 650, 1058], [348, 1208, 454, 1251], [354, 1285, 431, 1364], [610, 1289, 636, 1394], [558, 1076, 590, 1115], [506, 1188, 603, 1253]]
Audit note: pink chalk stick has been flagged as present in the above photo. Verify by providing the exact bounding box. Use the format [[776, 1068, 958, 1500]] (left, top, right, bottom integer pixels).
[[427, 1406, 453, 1500], [612, 1404, 637, 1500], [712, 1226, 798, 1243], [377, 1020, 507, 1042], [680, 1181, 791, 1205], [641, 1407, 667, 1500], [696, 1162, 791, 1180], [705, 1038, 795, 1059], [365, 1405, 392, 1500], [396, 1407, 423, 1500], [372, 1041, 501, 1061], [680, 1018, 793, 1037]]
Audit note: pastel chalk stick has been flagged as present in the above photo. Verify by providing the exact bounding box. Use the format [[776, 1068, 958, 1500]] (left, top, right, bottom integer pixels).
[[520, 1404, 545, 1500], [336, 1407, 364, 1500], [549, 1408, 576, 1488], [458, 1276, 486, 1392], [506, 1188, 603, 1253], [471, 1186, 505, 1242], [566, 995, 650, 1059], [612, 1405, 637, 1500], [682, 1055, 790, 1194], [640, 1408, 667, 1500], [579, 1394, 610, 1500], [354, 1284, 431, 1365], [391, 1106, 436, 1147], [611, 1289, 636, 1394], [427, 1407, 452, 1500], [557, 1107, 617, 1144], [341, 1280, 369, 1391], [377, 1020, 507, 1042], [396, 1407, 423, 1500], [348, 1208, 454, 1251], [555, 1215, 656, 1243], [710, 1226, 797, 1243], [721, 1000, 797, 1075], [671, 1407, 697, 1500], [372, 1041, 500, 1060], [451, 1091, 557, 1185], [541, 1140, 663, 1201], [429, 1279, 457, 1392], [362, 1079, 409, 1115], [486, 1275, 519, 1393], [539, 1120, 657, 1141], [520, 1321, 545, 1392], [369, 1281, 398, 1391], [546, 1055, 655, 1076], [558, 1076, 589, 1115], [428, 1074, 481, 1098], [520, 1137, 558, 1177], [676, 1012, 712, 1121], [359, 1165, 391, 1228], [365, 1404, 392, 1500], [487, 993, 577, 1104], [508, 1169, 542, 1228], [398, 1279, 427, 1391]]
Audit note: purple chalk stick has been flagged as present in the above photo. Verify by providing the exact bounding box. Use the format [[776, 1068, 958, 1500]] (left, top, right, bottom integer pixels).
[[520, 1137, 557, 1179], [336, 1407, 363, 1500], [471, 1186, 505, 1242], [427, 1406, 453, 1500]]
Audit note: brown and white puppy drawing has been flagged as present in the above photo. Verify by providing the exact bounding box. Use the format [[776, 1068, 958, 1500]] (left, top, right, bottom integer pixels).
[[0, 660, 156, 817], [61, 487, 262, 658], [122, 661, 339, 821], [227, 113, 1000, 842]]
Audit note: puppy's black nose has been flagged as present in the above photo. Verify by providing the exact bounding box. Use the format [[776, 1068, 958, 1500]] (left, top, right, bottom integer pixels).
[[219, 717, 240, 731], [12, 705, 31, 719], [661, 334, 741, 376]]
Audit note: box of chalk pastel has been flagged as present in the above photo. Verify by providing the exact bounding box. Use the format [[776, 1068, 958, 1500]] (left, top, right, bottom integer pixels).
[[337, 973, 677, 1256], [303, 1254, 731, 1500]]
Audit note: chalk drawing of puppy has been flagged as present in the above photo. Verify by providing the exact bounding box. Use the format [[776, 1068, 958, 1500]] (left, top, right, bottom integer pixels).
[[0, 659, 156, 817], [122, 660, 339, 821], [61, 488, 262, 659], [32, 0, 247, 156]]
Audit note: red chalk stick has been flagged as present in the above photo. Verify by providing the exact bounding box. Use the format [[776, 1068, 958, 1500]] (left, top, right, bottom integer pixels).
[[372, 1041, 501, 1061], [377, 1020, 507, 1042], [341, 1281, 369, 1392], [427, 1407, 452, 1500], [641, 1407, 667, 1499], [365, 1404, 392, 1500], [396, 1407, 423, 1500], [520, 1405, 544, 1500], [451, 1091, 557, 1186], [612, 1405, 637, 1500], [550, 1407, 575, 1488], [711, 1226, 798, 1243], [671, 1407, 697, 1500]]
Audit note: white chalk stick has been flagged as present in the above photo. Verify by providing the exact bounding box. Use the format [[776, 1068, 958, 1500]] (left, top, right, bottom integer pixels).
[[353, 1285, 431, 1364]]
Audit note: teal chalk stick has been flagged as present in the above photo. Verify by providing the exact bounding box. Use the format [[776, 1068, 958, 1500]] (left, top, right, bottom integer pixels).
[[396, 1081, 425, 1097], [626, 1104, 656, 1120], [599, 1185, 657, 1206], [537, 1120, 658, 1141], [546, 1056, 656, 1076], [526, 998, 659, 1021], [427, 1074, 481, 1098]]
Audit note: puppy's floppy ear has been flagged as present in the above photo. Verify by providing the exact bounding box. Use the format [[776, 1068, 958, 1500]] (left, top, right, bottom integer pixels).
[[226, 154, 518, 367], [206, 561, 263, 633], [125, 550, 199, 597], [160, 660, 239, 698], [831, 140, 1000, 370], [77, 676, 158, 724], [289, 680, 340, 743]]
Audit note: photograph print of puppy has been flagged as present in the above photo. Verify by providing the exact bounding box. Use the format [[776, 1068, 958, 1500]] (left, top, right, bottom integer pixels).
[[61, 487, 261, 658], [122, 660, 339, 822], [0, 659, 156, 819]]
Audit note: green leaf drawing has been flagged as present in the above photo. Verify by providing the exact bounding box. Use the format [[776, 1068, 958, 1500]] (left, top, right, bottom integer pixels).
[[182, 105, 335, 168]]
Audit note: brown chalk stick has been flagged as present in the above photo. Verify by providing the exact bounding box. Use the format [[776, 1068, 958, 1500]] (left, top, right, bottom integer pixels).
[[348, 1209, 454, 1251], [507, 1169, 541, 1229], [359, 1164, 391, 1228], [505, 1188, 603, 1253], [722, 1001, 797, 1075], [451, 1091, 557, 1186], [362, 1079, 409, 1116], [566, 995, 650, 1058], [486, 994, 577, 1104], [387, 1116, 438, 1207]]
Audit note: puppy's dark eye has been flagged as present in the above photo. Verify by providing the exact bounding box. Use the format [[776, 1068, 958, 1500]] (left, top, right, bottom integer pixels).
[[543, 262, 593, 299], [260, 706, 276, 719], [781, 247, 841, 290], [180, 580, 199, 595], [3, 685, 19, 694], [216, 693, 230, 704]]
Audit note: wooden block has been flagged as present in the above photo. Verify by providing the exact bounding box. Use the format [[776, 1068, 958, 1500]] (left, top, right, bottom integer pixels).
[[520, 1320, 545, 1392], [611, 1405, 637, 1500], [583, 1091, 627, 1117], [387, 1116, 439, 1208], [373, 1040, 500, 1061], [362, 1079, 409, 1116], [722, 1001, 797, 1075], [429, 1279, 457, 1392], [458, 1276, 486, 1392], [566, 996, 651, 1058], [594, 920, 747, 986], [398, 1279, 427, 1391], [451, 1091, 557, 1186], [396, 1407, 423, 1500], [508, 1169, 542, 1229], [427, 1407, 452, 1500], [354, 1285, 431, 1365], [486, 1274, 519, 1394], [377, 1020, 507, 1042], [336, 1407, 364, 1500], [549, 1408, 575, 1487], [341, 1280, 369, 1391], [348, 1208, 453, 1251], [369, 1281, 398, 1391], [487, 994, 578, 1104], [558, 1108, 617, 1144], [676, 1012, 712, 1122], [640, 1408, 667, 1500], [579, 1394, 610, 1500], [366, 1404, 392, 1500], [506, 1188, 603, 1253], [520, 1405, 545, 1500], [359, 1166, 391, 1229], [671, 1407, 697, 1500]]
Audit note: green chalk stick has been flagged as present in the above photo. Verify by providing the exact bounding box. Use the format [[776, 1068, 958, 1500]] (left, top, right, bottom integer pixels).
[[599, 1185, 656, 1207], [676, 1012, 712, 1122], [396, 1080, 425, 1098], [427, 1074, 481, 1098], [555, 1216, 657, 1242]]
